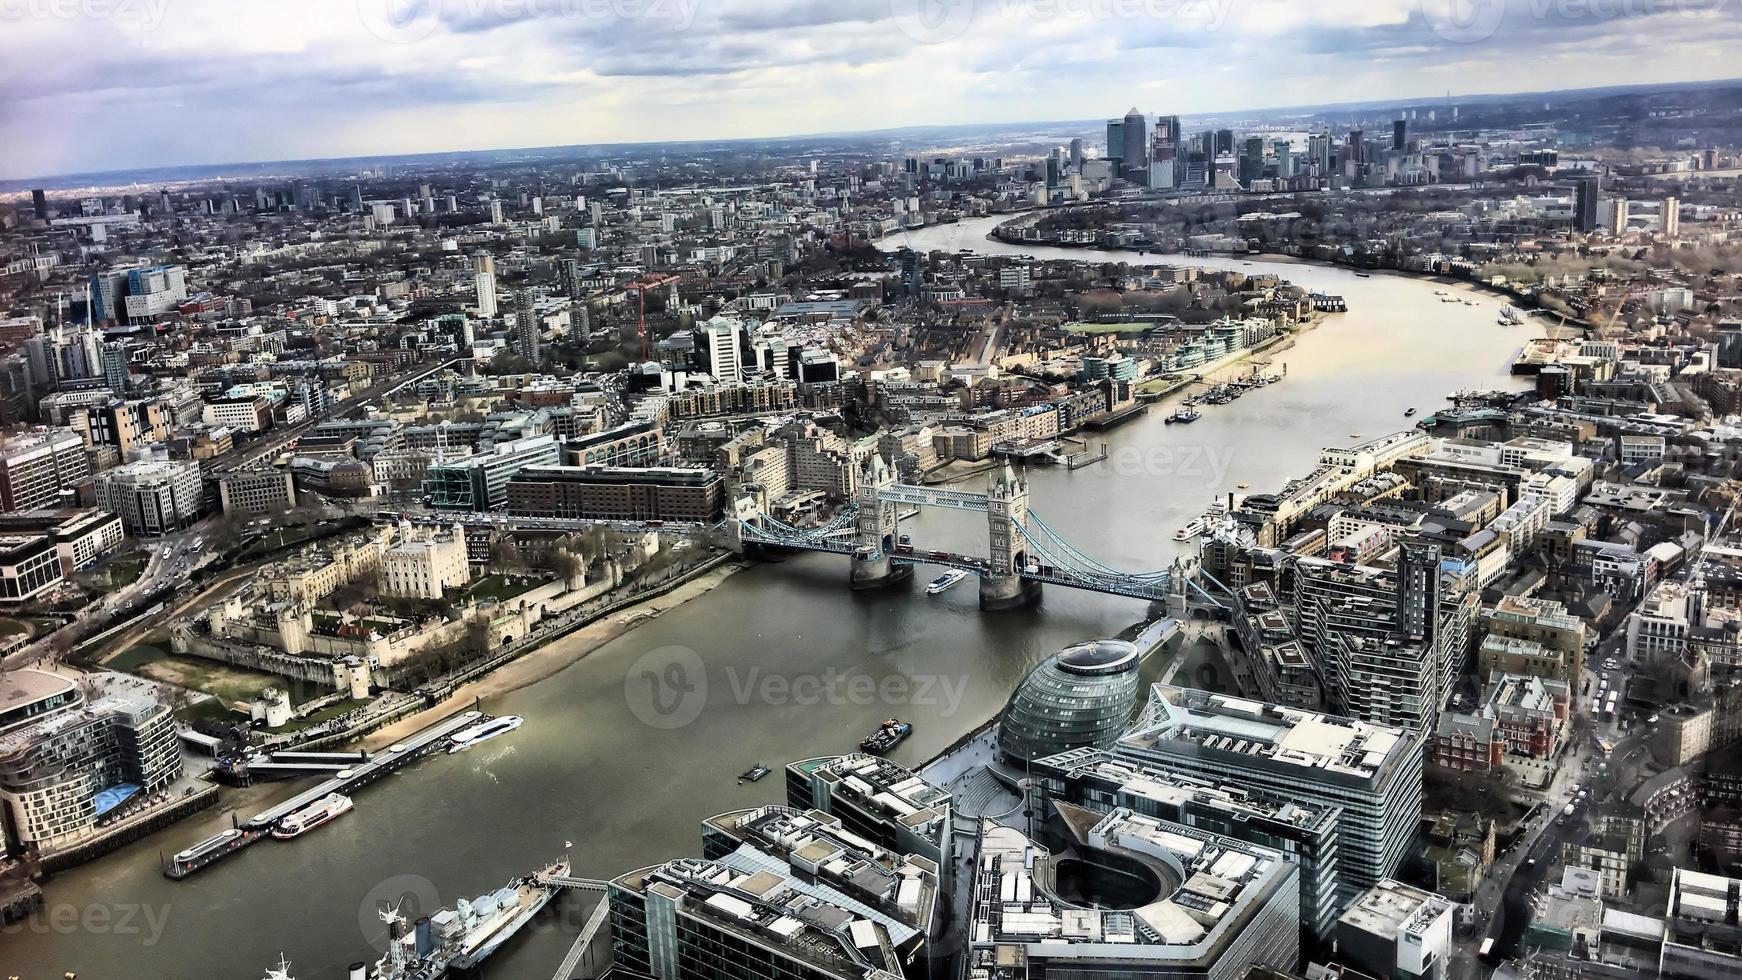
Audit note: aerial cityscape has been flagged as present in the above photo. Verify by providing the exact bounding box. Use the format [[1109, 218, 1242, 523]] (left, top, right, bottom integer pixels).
[[5, 2, 1742, 979]]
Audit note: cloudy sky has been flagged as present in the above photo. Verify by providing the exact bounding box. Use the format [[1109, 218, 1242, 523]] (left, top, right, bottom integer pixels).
[[2, 0, 1740, 179]]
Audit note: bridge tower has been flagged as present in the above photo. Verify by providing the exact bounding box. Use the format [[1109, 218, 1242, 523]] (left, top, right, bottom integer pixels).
[[981, 463, 1042, 609], [849, 454, 912, 590]]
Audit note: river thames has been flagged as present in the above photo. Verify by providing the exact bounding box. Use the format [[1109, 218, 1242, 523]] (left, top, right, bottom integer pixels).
[[4, 216, 1535, 978]]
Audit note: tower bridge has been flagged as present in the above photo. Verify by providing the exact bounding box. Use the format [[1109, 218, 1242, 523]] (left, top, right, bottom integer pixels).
[[734, 460, 1218, 611]]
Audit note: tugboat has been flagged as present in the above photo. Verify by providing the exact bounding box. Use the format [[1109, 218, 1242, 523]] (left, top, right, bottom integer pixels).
[[860, 719, 912, 755], [738, 764, 771, 785], [1174, 408, 1201, 423]]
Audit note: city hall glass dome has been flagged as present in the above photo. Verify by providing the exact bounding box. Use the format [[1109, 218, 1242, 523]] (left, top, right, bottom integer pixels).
[[997, 639, 1141, 764]]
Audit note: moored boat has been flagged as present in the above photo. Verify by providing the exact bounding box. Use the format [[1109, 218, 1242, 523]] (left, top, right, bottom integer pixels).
[[271, 793, 353, 840], [860, 719, 911, 754], [373, 855, 570, 978], [448, 715, 524, 753]]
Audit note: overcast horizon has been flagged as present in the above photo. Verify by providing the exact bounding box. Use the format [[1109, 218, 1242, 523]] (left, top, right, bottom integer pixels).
[[5, 0, 1742, 182]]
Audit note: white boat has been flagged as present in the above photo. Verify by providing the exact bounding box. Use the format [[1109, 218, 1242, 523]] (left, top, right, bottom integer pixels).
[[1173, 518, 1206, 541], [925, 570, 969, 595], [272, 793, 353, 840], [448, 715, 524, 753], [173, 828, 241, 864], [263, 954, 295, 980]]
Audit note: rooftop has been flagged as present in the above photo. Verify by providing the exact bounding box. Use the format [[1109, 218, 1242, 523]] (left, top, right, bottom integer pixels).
[[967, 811, 1293, 967], [0, 669, 79, 718], [1339, 878, 1455, 941], [1120, 685, 1413, 787]]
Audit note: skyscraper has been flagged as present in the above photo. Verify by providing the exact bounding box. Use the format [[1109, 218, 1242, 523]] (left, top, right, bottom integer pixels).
[[1068, 138, 1084, 169], [99, 342, 130, 393], [1392, 119, 1407, 151], [697, 315, 743, 383], [474, 271, 497, 318], [1574, 175, 1601, 233], [1663, 195, 1680, 237], [1105, 119, 1125, 165], [30, 189, 47, 222], [1309, 132, 1333, 177], [1121, 107, 1149, 175], [513, 289, 540, 362], [571, 302, 591, 345], [1395, 540, 1440, 640], [1240, 136, 1267, 184]]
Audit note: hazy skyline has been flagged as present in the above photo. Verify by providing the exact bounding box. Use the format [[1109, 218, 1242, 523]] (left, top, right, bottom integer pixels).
[[4, 0, 1741, 181]]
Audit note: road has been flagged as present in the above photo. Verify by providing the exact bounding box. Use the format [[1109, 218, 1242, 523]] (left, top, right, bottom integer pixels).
[[1455, 636, 1656, 975], [1, 524, 216, 671]]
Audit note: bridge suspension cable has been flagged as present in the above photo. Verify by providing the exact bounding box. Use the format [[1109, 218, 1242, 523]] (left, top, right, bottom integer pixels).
[[1018, 511, 1174, 584]]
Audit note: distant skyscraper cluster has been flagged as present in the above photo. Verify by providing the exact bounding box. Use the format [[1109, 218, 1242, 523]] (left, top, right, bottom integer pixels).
[[1099, 107, 1488, 192]]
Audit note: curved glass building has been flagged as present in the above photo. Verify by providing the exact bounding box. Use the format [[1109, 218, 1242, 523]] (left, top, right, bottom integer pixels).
[[997, 639, 1140, 763]]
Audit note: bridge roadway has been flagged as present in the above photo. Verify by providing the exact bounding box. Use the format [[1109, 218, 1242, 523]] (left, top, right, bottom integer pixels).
[[547, 889, 612, 980]]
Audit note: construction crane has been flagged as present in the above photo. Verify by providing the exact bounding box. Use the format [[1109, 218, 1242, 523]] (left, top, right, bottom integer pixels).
[[625, 273, 680, 363]]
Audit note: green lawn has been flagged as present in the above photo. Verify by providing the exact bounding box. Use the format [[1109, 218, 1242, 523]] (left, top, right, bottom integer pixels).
[[106, 643, 286, 706], [467, 574, 548, 603], [175, 697, 244, 726], [1136, 376, 1184, 394], [275, 698, 364, 732]]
